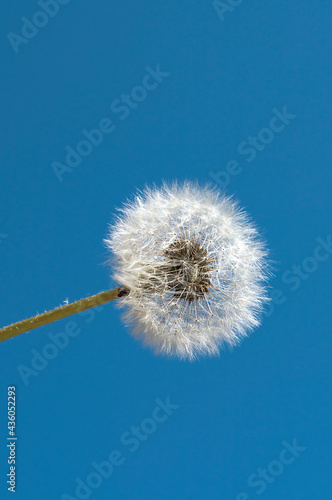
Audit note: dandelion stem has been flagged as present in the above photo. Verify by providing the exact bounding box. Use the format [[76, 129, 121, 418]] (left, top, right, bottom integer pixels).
[[0, 287, 129, 343]]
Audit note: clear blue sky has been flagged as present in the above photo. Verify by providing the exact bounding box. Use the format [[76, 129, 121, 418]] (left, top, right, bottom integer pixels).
[[1, 1, 332, 499]]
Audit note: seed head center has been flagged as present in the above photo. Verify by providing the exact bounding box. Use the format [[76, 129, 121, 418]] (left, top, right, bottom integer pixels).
[[163, 237, 213, 303]]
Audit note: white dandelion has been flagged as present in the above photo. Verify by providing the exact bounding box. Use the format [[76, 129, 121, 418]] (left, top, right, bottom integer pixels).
[[105, 181, 270, 360], [0, 181, 270, 359]]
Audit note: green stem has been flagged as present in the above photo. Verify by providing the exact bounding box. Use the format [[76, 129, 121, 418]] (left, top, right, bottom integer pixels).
[[0, 287, 129, 343]]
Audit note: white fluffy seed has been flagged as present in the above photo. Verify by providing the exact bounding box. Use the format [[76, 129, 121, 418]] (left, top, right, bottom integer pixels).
[[105, 182, 270, 360]]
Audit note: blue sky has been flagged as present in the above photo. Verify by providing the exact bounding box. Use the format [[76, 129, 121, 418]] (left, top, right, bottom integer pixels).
[[0, 1, 332, 499]]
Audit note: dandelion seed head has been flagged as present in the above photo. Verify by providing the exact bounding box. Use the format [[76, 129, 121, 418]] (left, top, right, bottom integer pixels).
[[105, 182, 270, 360]]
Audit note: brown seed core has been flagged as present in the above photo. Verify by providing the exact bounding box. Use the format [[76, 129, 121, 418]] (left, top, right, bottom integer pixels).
[[163, 237, 213, 303]]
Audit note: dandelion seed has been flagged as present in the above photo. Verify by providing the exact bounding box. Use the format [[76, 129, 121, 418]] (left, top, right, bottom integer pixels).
[[105, 181, 270, 360], [0, 181, 270, 358]]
